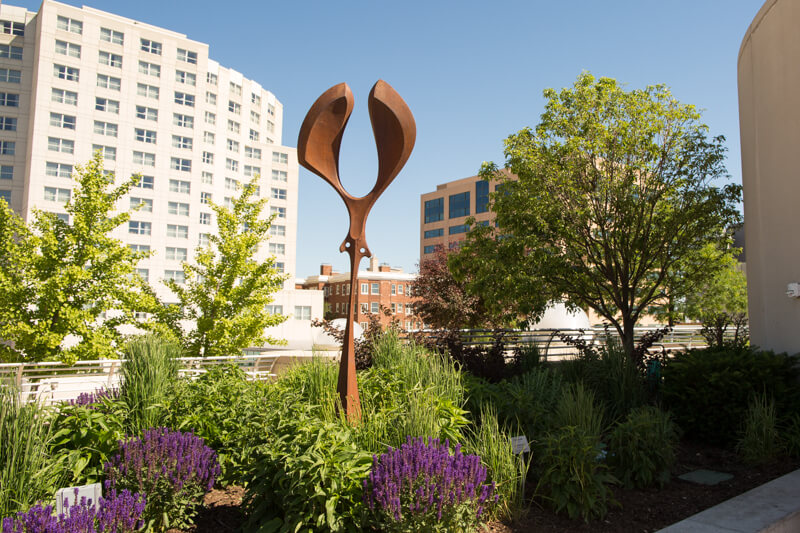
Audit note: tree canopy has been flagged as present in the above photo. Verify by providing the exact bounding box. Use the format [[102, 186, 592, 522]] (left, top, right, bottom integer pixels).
[[454, 73, 742, 359], [161, 178, 287, 357]]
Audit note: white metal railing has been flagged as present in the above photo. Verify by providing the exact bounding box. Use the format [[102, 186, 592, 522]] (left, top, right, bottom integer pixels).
[[0, 354, 283, 405]]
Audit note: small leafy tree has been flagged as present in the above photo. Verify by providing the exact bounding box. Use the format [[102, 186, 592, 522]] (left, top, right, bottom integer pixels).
[[0, 154, 158, 363], [162, 178, 287, 357]]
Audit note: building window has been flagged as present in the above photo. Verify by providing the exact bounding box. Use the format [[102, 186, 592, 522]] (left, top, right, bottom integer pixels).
[[205, 91, 217, 105], [269, 242, 285, 255], [130, 197, 153, 212], [225, 177, 239, 191], [271, 170, 288, 182], [361, 283, 368, 295], [165, 247, 188, 261], [449, 224, 469, 235], [0, 117, 16, 132], [424, 228, 444, 239], [0, 166, 12, 180], [166, 224, 188, 238], [267, 120, 275, 133], [202, 151, 213, 164], [0, 69, 20, 84], [0, 189, 10, 203], [173, 113, 194, 128], [50, 112, 75, 129], [229, 82, 242, 96], [250, 110, 260, 124], [206, 72, 218, 85], [0, 20, 24, 35], [0, 45, 23, 60], [174, 92, 195, 107], [227, 139, 239, 152], [266, 304, 283, 315], [92, 145, 116, 161], [169, 179, 190, 194], [205, 111, 216, 125], [43, 186, 70, 202], [171, 158, 191, 172], [198, 233, 210, 247], [98, 51, 122, 68], [134, 175, 154, 189], [371, 302, 379, 314], [134, 128, 156, 143], [54, 40, 80, 58], [203, 131, 215, 145], [100, 27, 124, 45], [137, 83, 159, 99], [251, 93, 261, 105], [129, 244, 150, 253], [228, 101, 241, 115], [56, 16, 81, 34], [476, 180, 490, 214], [168, 201, 189, 216], [225, 158, 239, 172], [249, 129, 259, 142], [201, 171, 213, 185], [275, 262, 284, 273], [271, 188, 286, 200], [227, 120, 240, 134], [200, 192, 211, 205], [52, 88, 77, 105], [135, 269, 149, 282], [164, 270, 185, 284], [47, 137, 72, 154], [172, 135, 193, 150], [95, 97, 119, 113], [128, 221, 151, 235], [424, 197, 444, 223], [398, 284, 404, 295], [270, 225, 285, 237], [94, 121, 118, 137], [132, 151, 155, 167], [371, 282, 379, 295], [135, 106, 158, 121], [199, 212, 211, 225], [54, 64, 79, 82], [96, 73, 121, 91], [423, 245, 436, 254], [140, 38, 162, 55], [294, 306, 311, 320], [272, 151, 288, 164], [175, 70, 196, 86], [449, 192, 470, 218], [177, 48, 197, 64], [244, 146, 261, 159], [270, 206, 286, 219], [138, 61, 160, 77], [391, 284, 396, 295], [244, 165, 260, 177], [0, 93, 17, 108]]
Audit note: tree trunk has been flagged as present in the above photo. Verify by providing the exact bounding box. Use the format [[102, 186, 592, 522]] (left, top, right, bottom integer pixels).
[[667, 297, 675, 328], [621, 314, 636, 362]]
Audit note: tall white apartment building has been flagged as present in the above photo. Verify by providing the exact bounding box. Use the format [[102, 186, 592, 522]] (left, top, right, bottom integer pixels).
[[0, 0, 323, 348]]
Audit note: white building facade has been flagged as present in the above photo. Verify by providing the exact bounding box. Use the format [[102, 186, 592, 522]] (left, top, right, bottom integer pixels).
[[0, 0, 322, 349]]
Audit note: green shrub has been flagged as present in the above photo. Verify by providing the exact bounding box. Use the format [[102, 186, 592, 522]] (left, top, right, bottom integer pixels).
[[535, 425, 618, 522], [783, 414, 800, 459], [663, 347, 800, 446], [242, 406, 373, 533], [607, 406, 678, 488], [553, 382, 605, 438], [50, 396, 126, 486], [0, 385, 64, 516], [120, 334, 180, 435], [736, 393, 783, 465], [465, 406, 530, 521], [165, 364, 273, 485]]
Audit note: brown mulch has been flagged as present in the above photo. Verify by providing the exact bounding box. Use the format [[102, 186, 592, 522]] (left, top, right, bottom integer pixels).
[[188, 443, 800, 533]]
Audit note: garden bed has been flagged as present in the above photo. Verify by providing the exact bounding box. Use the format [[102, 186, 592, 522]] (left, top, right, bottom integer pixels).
[[186, 442, 799, 533]]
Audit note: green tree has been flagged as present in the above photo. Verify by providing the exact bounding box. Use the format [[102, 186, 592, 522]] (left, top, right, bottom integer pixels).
[[162, 178, 287, 357], [0, 154, 159, 364], [455, 73, 742, 361]]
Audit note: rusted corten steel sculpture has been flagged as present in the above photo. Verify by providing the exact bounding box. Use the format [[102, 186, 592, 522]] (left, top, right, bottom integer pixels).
[[297, 80, 416, 421]]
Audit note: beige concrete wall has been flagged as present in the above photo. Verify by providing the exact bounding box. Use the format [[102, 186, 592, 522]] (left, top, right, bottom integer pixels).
[[738, 0, 800, 354]]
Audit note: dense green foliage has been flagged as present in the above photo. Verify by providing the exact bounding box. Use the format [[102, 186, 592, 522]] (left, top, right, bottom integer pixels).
[[736, 393, 783, 465], [607, 406, 679, 489], [452, 72, 742, 357], [663, 347, 800, 446]]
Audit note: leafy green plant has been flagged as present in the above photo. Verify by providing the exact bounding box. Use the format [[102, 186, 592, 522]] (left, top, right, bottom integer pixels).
[[783, 413, 800, 459], [736, 393, 783, 465], [0, 385, 64, 516], [50, 397, 127, 486], [607, 406, 678, 488], [465, 406, 530, 521], [119, 334, 179, 435], [535, 425, 618, 522], [553, 382, 605, 438], [663, 347, 800, 446]]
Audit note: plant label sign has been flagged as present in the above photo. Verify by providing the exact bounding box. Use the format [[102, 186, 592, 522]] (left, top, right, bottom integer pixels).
[[56, 482, 102, 515], [510, 435, 530, 454]]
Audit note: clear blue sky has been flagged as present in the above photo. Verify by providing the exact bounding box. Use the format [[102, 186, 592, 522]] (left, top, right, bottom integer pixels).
[[17, 0, 763, 278]]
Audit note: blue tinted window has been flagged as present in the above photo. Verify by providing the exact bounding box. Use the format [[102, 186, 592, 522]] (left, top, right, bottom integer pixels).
[[449, 191, 470, 218], [476, 180, 489, 213], [423, 245, 436, 254], [477, 220, 490, 227], [424, 197, 443, 223], [424, 228, 443, 239], [449, 224, 469, 235]]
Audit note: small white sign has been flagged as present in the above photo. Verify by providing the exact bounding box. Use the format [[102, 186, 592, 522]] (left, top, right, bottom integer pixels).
[[510, 435, 530, 454], [56, 483, 102, 515]]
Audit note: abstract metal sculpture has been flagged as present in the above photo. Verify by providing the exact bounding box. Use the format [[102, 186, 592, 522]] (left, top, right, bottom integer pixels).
[[297, 80, 416, 420]]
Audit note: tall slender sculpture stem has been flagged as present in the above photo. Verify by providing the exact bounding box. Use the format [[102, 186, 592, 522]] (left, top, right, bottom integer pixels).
[[297, 80, 416, 422]]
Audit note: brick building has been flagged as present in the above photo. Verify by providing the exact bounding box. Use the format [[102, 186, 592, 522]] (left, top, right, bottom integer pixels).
[[299, 257, 422, 330]]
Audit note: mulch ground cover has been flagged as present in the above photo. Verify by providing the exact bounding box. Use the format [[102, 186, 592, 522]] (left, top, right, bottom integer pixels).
[[186, 441, 799, 533]]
